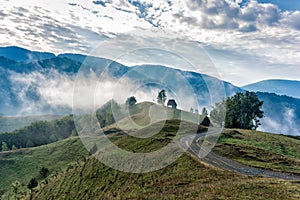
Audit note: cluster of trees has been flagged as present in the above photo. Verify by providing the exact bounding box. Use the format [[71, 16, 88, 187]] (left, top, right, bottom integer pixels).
[[154, 89, 263, 130], [96, 97, 137, 128], [0, 115, 76, 151], [210, 91, 264, 130], [96, 100, 122, 128]]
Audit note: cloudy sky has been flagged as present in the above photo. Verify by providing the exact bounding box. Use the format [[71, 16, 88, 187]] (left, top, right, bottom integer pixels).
[[1, 0, 300, 86]]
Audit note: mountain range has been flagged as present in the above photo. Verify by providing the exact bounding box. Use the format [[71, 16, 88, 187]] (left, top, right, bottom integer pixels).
[[0, 46, 299, 136], [242, 79, 300, 99]]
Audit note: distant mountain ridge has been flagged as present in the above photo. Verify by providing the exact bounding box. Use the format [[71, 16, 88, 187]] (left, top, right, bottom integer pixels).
[[0, 46, 299, 135], [0, 46, 56, 63], [0, 46, 242, 115], [242, 79, 300, 99]]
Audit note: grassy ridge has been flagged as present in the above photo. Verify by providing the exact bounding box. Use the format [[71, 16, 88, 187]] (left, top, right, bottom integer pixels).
[[104, 102, 203, 132], [214, 129, 300, 173], [1, 102, 300, 199], [31, 121, 300, 200], [32, 154, 300, 200]]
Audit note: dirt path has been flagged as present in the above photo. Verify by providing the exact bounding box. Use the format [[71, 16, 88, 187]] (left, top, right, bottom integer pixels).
[[179, 130, 300, 181]]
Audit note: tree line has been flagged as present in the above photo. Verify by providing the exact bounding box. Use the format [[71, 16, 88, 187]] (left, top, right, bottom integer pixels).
[[0, 115, 76, 151]]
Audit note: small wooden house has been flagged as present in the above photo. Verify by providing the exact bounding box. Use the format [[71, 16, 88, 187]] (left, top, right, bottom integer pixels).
[[167, 99, 177, 109]]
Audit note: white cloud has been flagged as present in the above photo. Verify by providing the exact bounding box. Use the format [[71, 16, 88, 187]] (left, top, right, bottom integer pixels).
[[0, 0, 299, 86], [259, 108, 300, 136], [281, 10, 300, 30], [9, 70, 74, 114]]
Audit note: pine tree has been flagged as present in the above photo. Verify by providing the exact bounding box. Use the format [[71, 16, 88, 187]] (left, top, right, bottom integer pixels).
[[157, 90, 167, 105], [202, 107, 208, 117], [40, 167, 50, 179], [1, 141, 9, 151], [11, 144, 17, 150]]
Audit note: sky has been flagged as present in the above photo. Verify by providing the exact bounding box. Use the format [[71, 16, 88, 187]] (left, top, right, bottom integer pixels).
[[0, 0, 300, 86]]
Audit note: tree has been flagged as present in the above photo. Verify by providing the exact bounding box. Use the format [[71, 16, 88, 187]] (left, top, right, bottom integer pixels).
[[11, 181, 20, 200], [225, 92, 263, 129], [96, 99, 121, 128], [1, 141, 9, 151], [11, 144, 17, 150], [27, 178, 38, 190], [28, 178, 38, 200], [26, 140, 34, 148], [125, 96, 137, 107], [157, 90, 167, 105], [210, 100, 226, 128], [40, 167, 50, 179], [202, 107, 208, 117], [210, 92, 263, 129]]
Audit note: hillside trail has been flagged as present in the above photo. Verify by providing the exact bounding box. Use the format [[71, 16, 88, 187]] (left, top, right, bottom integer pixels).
[[179, 130, 300, 181]]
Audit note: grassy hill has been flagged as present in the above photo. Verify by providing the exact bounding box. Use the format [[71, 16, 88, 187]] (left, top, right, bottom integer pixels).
[[0, 137, 89, 199], [214, 129, 300, 174], [1, 102, 300, 199], [102, 101, 203, 132], [28, 120, 300, 200]]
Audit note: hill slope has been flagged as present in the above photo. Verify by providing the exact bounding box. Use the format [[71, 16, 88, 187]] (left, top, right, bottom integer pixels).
[[32, 154, 300, 200], [0, 137, 89, 198], [30, 120, 300, 200], [1, 102, 299, 199], [214, 129, 300, 174]]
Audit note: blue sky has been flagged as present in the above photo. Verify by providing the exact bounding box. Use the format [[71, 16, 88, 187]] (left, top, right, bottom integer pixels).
[[237, 0, 300, 10], [0, 0, 300, 86], [255, 0, 300, 11], [238, 0, 300, 11]]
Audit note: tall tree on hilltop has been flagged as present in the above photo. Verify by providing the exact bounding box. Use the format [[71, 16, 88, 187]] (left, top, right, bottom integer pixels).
[[125, 96, 137, 107], [157, 90, 167, 105], [202, 107, 208, 117]]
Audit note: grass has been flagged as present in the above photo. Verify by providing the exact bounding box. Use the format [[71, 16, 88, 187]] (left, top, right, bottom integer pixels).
[[104, 102, 203, 132], [0, 137, 89, 198], [1, 102, 300, 199], [29, 121, 300, 200], [214, 129, 300, 174], [110, 120, 203, 153], [31, 155, 300, 200]]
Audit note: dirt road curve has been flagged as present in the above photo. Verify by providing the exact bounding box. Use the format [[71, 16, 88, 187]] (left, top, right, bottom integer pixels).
[[179, 130, 300, 181]]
